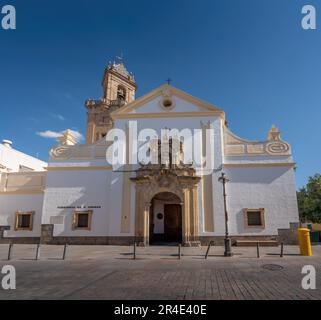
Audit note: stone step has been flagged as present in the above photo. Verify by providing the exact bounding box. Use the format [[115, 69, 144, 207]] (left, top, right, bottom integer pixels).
[[236, 240, 279, 247]]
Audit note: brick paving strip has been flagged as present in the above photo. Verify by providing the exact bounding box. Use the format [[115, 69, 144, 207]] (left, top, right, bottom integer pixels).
[[0, 245, 320, 300]]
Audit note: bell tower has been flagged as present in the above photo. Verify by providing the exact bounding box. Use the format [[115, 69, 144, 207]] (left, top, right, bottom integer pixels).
[[85, 58, 137, 144]]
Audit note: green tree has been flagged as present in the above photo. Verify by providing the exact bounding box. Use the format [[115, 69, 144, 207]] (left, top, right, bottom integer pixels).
[[297, 174, 321, 223]]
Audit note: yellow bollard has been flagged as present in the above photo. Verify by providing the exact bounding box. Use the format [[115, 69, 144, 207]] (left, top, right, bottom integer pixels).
[[298, 228, 312, 256]]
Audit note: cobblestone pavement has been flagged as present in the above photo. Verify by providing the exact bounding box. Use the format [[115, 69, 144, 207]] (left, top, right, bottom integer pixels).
[[0, 244, 320, 300]]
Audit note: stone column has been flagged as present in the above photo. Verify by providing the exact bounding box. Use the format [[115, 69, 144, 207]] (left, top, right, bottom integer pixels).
[[190, 186, 200, 245], [182, 187, 201, 247], [134, 186, 150, 246], [142, 203, 151, 246], [182, 188, 191, 246]]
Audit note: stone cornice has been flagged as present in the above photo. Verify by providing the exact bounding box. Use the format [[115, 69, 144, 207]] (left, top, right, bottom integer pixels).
[[223, 162, 296, 168], [47, 166, 112, 171], [111, 84, 225, 120]]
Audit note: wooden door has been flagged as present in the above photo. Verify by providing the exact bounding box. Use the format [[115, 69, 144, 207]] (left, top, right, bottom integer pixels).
[[164, 204, 182, 243]]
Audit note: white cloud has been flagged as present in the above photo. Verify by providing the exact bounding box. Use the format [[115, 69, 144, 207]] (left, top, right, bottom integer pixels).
[[51, 114, 66, 121], [36, 130, 84, 142], [37, 130, 62, 139]]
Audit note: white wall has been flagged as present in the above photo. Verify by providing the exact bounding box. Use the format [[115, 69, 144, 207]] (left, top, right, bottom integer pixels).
[[42, 169, 112, 237], [107, 170, 135, 236], [224, 166, 299, 236], [0, 193, 44, 238]]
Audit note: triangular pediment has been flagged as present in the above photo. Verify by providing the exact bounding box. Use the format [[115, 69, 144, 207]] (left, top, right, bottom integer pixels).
[[111, 84, 225, 119]]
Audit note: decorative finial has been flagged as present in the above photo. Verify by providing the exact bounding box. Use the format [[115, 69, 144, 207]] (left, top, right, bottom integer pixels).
[[166, 78, 172, 85], [59, 129, 77, 146], [268, 125, 281, 141]]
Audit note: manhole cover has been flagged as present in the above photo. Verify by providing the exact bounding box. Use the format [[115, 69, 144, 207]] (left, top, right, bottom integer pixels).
[[262, 264, 284, 271]]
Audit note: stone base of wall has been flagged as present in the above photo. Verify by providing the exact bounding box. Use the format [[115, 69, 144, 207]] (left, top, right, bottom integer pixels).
[[199, 235, 279, 246], [0, 226, 10, 243], [0, 226, 40, 244], [0, 237, 41, 244], [277, 222, 299, 245], [47, 235, 296, 246], [0, 224, 300, 246], [46, 237, 137, 245]]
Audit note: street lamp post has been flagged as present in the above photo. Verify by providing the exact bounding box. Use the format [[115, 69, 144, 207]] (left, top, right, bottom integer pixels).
[[219, 172, 233, 257]]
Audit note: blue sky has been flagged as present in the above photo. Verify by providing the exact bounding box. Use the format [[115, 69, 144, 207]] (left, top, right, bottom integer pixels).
[[0, 0, 320, 188]]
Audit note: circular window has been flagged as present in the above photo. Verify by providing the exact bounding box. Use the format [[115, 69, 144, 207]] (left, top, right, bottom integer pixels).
[[163, 99, 173, 108], [160, 98, 175, 110], [157, 213, 164, 220]]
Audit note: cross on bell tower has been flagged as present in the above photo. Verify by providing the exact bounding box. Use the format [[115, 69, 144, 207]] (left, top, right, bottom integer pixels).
[[116, 52, 124, 64]]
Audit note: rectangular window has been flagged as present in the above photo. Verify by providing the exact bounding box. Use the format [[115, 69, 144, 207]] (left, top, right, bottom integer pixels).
[[244, 209, 265, 228], [15, 212, 34, 231], [72, 211, 93, 230]]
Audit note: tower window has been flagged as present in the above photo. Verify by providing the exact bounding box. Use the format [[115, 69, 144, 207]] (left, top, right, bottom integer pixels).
[[117, 86, 126, 101]]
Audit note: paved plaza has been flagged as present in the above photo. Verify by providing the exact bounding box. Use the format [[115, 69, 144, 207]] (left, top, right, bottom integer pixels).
[[0, 244, 320, 300]]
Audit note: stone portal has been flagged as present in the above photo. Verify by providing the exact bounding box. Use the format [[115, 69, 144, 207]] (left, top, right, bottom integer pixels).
[[131, 166, 201, 246]]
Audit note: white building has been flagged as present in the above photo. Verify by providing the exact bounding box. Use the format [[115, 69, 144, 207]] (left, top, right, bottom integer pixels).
[[0, 140, 47, 243], [0, 140, 47, 173], [0, 61, 299, 245]]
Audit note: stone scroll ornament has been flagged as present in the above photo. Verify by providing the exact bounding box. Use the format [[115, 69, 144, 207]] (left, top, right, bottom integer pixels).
[[266, 141, 290, 154], [49, 130, 77, 160], [50, 146, 73, 160], [266, 125, 290, 155]]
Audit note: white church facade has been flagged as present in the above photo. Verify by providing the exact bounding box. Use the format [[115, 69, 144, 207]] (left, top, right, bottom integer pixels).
[[0, 61, 300, 246]]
